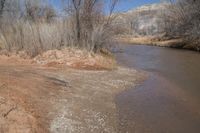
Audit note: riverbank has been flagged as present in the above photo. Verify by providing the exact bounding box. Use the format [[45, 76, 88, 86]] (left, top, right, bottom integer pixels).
[[116, 36, 200, 51], [0, 55, 146, 132], [0, 48, 116, 70]]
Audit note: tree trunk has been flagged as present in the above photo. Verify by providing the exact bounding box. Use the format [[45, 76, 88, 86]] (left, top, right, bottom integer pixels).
[[76, 10, 81, 42], [0, 0, 6, 18]]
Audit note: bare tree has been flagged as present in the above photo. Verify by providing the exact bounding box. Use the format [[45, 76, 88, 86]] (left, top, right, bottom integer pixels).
[[62, 0, 119, 51], [165, 0, 200, 50], [71, 0, 81, 42], [0, 0, 6, 18], [0, 0, 119, 57]]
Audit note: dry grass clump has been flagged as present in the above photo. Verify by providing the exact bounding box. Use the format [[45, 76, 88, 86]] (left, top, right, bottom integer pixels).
[[0, 48, 116, 70], [34, 48, 116, 70], [116, 35, 183, 47], [0, 21, 76, 57]]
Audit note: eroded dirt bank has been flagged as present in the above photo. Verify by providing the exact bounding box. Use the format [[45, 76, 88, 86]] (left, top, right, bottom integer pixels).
[[0, 63, 145, 133]]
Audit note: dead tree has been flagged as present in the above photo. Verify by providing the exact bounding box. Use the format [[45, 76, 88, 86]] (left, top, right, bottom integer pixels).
[[71, 0, 82, 42], [0, 0, 6, 18]]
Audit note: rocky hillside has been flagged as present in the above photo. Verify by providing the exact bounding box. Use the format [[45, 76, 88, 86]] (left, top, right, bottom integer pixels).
[[115, 3, 170, 36]]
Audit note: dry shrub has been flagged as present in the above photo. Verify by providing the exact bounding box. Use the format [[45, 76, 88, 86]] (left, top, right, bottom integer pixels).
[[0, 0, 119, 58], [34, 48, 116, 70], [0, 20, 81, 57]]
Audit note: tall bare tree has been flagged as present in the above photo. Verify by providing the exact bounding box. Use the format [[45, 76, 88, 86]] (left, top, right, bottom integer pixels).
[[0, 0, 6, 18]]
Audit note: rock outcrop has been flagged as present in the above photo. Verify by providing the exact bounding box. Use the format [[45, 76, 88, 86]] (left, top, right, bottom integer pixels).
[[115, 3, 170, 36]]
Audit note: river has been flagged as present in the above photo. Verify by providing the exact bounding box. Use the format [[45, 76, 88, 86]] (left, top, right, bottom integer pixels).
[[115, 44, 200, 133]]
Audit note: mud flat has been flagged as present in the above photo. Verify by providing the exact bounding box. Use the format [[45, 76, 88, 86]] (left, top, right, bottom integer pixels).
[[0, 61, 145, 133]]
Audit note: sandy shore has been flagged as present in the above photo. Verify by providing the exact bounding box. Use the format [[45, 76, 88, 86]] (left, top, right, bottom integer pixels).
[[0, 62, 145, 132]]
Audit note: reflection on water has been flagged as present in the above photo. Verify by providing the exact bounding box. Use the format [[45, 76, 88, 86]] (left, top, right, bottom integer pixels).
[[116, 45, 200, 98], [115, 45, 200, 133]]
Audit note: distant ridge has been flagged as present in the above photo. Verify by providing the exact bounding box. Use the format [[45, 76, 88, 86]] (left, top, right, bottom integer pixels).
[[127, 3, 169, 13], [115, 3, 171, 36]]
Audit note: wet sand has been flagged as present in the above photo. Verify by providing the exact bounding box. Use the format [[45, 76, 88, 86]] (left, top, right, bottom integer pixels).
[[0, 64, 144, 133]]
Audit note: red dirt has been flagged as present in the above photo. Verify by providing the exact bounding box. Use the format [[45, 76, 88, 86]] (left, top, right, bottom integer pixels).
[[0, 54, 144, 132]]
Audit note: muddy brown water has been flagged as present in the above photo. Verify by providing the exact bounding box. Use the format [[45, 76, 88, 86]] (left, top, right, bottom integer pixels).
[[115, 44, 200, 133]]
